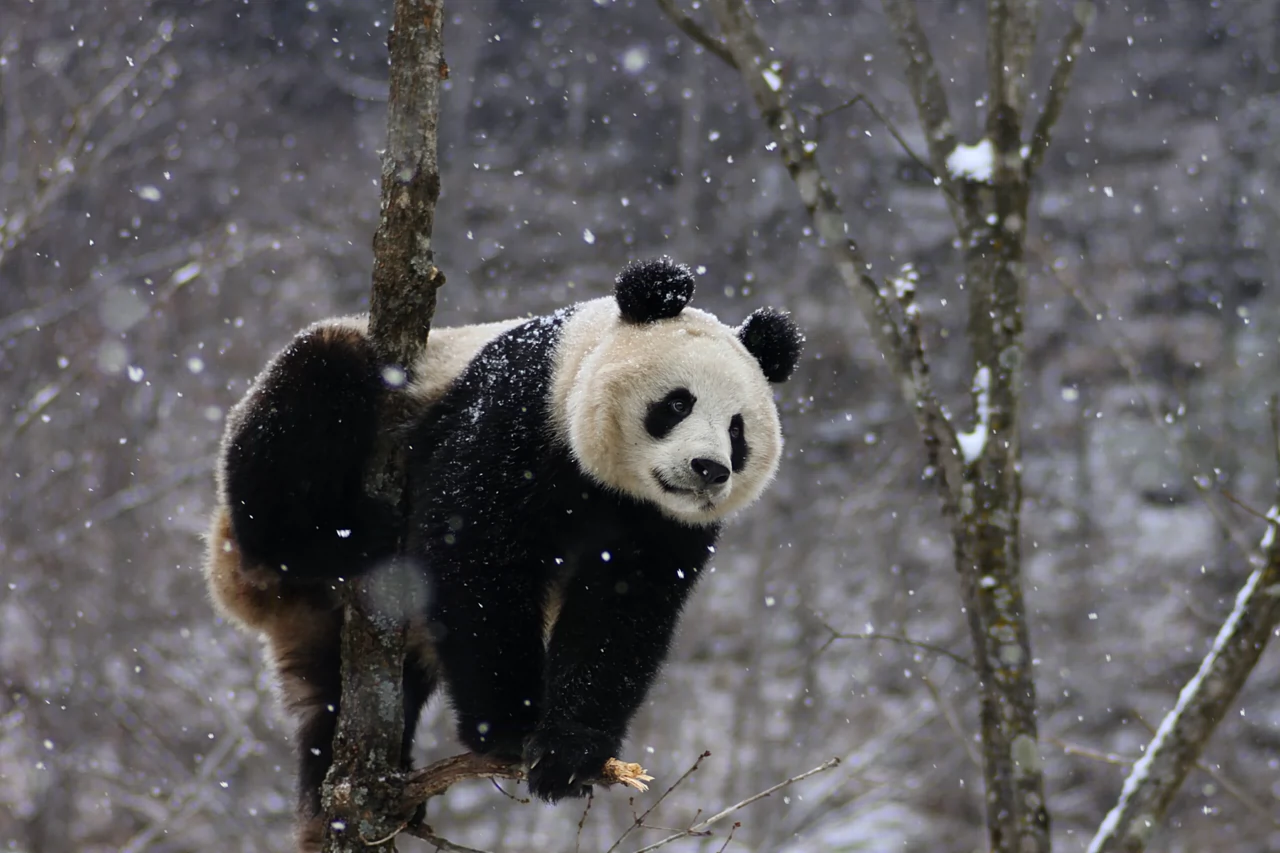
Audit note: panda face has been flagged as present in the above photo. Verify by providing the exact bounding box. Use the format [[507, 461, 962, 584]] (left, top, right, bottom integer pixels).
[[642, 381, 752, 514], [555, 300, 785, 527]]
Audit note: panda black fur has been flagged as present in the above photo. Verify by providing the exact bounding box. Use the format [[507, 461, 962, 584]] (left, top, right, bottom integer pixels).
[[204, 257, 802, 851]]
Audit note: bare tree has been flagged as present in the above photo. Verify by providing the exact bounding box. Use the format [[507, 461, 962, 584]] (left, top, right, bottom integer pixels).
[[659, 3, 1280, 853], [655, 0, 1090, 848]]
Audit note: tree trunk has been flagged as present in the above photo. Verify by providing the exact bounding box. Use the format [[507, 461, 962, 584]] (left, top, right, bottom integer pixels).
[[321, 2, 447, 851]]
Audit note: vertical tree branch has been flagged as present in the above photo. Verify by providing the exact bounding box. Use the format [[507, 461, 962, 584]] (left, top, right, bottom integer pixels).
[[952, 2, 1046, 849], [986, 0, 1040, 139], [321, 2, 447, 851], [368, 1, 449, 368], [1027, 2, 1094, 175], [881, 0, 965, 228]]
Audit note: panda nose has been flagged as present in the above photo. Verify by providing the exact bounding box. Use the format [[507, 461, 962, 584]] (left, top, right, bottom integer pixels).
[[691, 458, 731, 486]]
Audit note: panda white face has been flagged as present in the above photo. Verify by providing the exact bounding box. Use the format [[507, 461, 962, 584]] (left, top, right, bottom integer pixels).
[[640, 376, 757, 521], [555, 300, 785, 527]]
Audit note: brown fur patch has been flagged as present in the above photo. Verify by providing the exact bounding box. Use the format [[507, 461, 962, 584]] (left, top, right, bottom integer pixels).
[[295, 813, 325, 853], [204, 505, 343, 656]]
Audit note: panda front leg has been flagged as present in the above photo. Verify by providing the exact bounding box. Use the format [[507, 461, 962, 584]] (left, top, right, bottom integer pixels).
[[221, 322, 399, 582], [430, 557, 546, 762], [529, 545, 701, 802]]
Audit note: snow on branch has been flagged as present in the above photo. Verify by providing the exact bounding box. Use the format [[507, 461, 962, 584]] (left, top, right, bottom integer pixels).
[[1086, 503, 1280, 853], [946, 139, 996, 184], [956, 365, 991, 463]]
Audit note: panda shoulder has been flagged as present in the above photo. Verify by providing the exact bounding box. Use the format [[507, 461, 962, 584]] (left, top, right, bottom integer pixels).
[[408, 317, 528, 404]]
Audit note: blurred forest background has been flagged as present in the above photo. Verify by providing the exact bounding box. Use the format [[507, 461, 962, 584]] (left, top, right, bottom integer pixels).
[[2, 0, 1279, 851]]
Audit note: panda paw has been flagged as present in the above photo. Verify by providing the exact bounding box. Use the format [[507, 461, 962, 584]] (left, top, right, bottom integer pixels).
[[524, 723, 619, 803]]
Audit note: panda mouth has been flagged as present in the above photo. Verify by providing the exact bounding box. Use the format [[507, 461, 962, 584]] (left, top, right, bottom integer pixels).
[[653, 471, 720, 508], [654, 472, 697, 495]]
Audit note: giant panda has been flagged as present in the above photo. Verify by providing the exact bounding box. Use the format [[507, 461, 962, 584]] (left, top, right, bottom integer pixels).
[[204, 257, 803, 850]]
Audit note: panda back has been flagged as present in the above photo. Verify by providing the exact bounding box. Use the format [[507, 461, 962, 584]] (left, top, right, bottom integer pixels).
[[408, 317, 526, 407], [406, 309, 580, 552]]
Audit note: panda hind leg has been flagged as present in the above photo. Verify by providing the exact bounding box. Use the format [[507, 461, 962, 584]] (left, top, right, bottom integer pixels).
[[286, 636, 438, 853], [222, 323, 399, 583]]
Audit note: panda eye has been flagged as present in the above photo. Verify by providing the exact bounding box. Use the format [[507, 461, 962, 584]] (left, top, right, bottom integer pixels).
[[646, 388, 696, 439], [728, 422, 742, 439]]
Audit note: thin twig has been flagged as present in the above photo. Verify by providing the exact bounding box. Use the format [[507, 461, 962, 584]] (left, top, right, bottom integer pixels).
[[1221, 490, 1276, 525], [880, 0, 962, 226], [1048, 260, 1261, 561], [713, 822, 741, 853], [802, 94, 964, 216], [805, 94, 936, 182], [607, 751, 710, 853], [921, 675, 983, 770], [489, 778, 529, 803], [629, 758, 841, 853], [403, 825, 498, 853], [654, 0, 738, 67], [575, 789, 594, 853], [819, 623, 972, 670], [1048, 736, 1131, 768], [1027, 2, 1096, 175]]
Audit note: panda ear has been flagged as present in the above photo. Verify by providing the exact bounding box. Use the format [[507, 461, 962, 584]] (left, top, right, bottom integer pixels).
[[615, 256, 695, 323], [738, 308, 803, 383]]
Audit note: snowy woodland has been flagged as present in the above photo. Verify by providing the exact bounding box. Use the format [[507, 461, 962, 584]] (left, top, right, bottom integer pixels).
[[3, 0, 1280, 851]]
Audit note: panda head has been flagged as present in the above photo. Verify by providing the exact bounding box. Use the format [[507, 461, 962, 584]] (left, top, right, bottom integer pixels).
[[555, 257, 803, 526]]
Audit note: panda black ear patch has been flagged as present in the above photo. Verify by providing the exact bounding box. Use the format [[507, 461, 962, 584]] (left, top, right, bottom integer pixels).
[[615, 256, 695, 323], [738, 308, 803, 383]]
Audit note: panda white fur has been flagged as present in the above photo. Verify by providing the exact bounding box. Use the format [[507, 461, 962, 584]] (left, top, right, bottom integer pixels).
[[204, 257, 803, 850]]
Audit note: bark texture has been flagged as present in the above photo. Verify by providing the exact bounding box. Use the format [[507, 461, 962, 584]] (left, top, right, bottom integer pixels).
[[321, 2, 447, 851]]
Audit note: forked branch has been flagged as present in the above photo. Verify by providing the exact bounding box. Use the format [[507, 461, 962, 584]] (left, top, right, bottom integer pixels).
[[671, 0, 964, 502]]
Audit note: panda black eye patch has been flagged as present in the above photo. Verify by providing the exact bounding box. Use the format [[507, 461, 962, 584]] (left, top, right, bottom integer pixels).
[[729, 413, 749, 472], [645, 388, 695, 439]]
